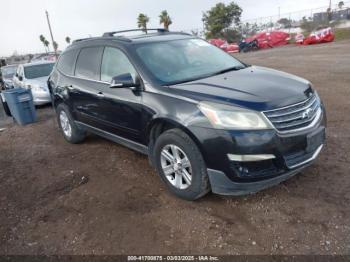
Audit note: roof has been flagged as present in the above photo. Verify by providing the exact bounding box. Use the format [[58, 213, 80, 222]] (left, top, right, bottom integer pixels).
[[22, 61, 56, 67], [71, 30, 195, 46]]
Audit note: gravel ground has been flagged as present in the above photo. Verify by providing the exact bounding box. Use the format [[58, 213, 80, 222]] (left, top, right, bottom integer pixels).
[[0, 40, 349, 255]]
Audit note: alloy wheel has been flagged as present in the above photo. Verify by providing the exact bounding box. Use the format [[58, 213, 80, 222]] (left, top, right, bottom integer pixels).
[[59, 111, 72, 138], [160, 144, 192, 190]]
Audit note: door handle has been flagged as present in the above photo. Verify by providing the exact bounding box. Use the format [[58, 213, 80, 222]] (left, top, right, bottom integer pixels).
[[96, 92, 105, 98]]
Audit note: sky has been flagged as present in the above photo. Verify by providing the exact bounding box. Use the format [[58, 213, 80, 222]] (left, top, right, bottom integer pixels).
[[0, 0, 333, 57]]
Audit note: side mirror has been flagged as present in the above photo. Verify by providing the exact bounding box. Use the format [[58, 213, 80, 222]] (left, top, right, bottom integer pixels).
[[110, 73, 140, 90]]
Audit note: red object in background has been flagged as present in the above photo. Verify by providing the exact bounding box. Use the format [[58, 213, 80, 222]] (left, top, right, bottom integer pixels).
[[295, 33, 305, 45], [303, 27, 335, 45], [209, 38, 240, 53], [209, 38, 226, 47], [245, 31, 290, 49]]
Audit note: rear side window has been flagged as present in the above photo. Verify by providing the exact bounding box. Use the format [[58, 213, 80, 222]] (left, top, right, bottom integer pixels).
[[75, 47, 103, 80], [57, 50, 78, 75]]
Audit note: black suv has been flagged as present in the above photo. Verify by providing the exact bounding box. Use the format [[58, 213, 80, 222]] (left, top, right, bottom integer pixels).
[[49, 29, 326, 200]]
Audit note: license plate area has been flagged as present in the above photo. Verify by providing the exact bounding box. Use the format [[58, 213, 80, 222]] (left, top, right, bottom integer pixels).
[[306, 127, 325, 153]]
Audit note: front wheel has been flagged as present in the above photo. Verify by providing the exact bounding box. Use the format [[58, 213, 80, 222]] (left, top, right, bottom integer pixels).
[[153, 129, 210, 200]]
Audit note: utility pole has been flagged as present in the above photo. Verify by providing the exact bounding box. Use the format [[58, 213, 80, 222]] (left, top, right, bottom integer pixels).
[[45, 10, 58, 59], [278, 6, 281, 19]]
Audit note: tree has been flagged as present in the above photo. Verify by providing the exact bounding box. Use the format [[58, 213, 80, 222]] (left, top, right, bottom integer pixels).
[[39, 35, 48, 53], [338, 1, 345, 9], [222, 28, 241, 43], [65, 36, 71, 44], [191, 29, 199, 36], [137, 13, 150, 33], [300, 16, 321, 33], [53, 41, 58, 52], [44, 40, 50, 52], [241, 22, 259, 37], [277, 18, 292, 28], [39, 35, 45, 44], [159, 10, 172, 30], [202, 2, 242, 39]]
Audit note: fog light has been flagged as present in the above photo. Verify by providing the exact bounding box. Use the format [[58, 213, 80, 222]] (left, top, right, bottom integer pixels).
[[227, 154, 276, 162]]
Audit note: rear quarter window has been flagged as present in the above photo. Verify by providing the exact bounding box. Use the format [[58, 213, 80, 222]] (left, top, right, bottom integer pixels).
[[57, 49, 79, 75]]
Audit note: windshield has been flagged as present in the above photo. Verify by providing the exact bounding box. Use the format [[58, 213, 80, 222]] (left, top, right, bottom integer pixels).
[[135, 38, 245, 85], [24, 63, 54, 79], [1, 66, 17, 79]]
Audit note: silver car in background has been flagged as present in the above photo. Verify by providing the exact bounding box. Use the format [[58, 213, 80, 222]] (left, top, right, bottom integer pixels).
[[13, 61, 55, 105]]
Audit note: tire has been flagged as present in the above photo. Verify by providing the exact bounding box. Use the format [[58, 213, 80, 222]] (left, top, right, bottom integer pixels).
[[1, 96, 12, 117], [56, 104, 86, 144], [153, 128, 210, 200]]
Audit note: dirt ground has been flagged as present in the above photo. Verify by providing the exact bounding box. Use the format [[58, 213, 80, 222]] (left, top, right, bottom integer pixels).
[[0, 40, 350, 255]]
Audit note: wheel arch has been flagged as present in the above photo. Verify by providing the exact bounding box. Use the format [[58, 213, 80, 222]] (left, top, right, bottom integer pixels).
[[146, 117, 206, 165]]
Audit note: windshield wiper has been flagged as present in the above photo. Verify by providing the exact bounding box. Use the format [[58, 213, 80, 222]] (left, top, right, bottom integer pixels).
[[163, 66, 246, 86], [212, 66, 245, 76], [164, 76, 208, 86]]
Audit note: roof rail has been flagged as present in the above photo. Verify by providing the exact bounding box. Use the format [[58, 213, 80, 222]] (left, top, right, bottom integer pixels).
[[102, 28, 168, 37], [72, 37, 92, 44]]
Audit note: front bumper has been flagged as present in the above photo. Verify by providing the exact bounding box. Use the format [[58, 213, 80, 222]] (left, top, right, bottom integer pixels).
[[32, 91, 51, 105], [207, 145, 323, 195], [188, 107, 326, 195]]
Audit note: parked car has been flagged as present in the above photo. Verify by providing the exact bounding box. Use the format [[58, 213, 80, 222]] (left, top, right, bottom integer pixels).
[[49, 29, 326, 200], [0, 64, 18, 90], [13, 61, 55, 105]]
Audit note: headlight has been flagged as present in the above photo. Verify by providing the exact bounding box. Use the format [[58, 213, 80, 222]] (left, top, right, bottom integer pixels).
[[198, 101, 272, 130]]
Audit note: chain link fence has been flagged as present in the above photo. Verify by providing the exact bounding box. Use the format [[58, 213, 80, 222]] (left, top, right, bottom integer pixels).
[[185, 1, 350, 38]]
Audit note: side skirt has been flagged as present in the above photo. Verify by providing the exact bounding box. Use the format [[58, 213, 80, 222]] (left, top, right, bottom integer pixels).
[[75, 121, 148, 155]]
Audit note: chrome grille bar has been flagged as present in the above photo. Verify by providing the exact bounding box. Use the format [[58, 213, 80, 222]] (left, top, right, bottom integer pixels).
[[263, 94, 322, 133], [265, 95, 317, 118]]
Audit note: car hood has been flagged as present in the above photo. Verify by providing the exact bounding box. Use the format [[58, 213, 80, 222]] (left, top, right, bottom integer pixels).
[[25, 77, 49, 90], [168, 66, 313, 111], [3, 78, 14, 85]]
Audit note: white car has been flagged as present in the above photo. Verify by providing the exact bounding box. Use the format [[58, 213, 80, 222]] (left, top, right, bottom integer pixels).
[[13, 61, 55, 105]]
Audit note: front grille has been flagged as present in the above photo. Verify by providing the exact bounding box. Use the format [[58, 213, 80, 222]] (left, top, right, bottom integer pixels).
[[263, 94, 321, 133]]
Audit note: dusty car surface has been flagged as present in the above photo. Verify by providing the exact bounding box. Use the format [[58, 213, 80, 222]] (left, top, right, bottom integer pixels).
[[13, 61, 54, 105], [49, 29, 326, 200]]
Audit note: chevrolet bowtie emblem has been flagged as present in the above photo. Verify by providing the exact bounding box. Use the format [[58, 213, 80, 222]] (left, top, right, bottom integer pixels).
[[302, 108, 313, 119]]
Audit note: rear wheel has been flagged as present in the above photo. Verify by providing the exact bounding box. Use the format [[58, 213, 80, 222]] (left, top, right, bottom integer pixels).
[[56, 104, 86, 143], [154, 129, 210, 200]]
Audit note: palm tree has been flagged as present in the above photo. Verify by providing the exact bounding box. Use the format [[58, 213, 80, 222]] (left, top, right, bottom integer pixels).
[[137, 13, 150, 33], [39, 35, 47, 53], [65, 36, 71, 44], [53, 41, 58, 52], [44, 40, 50, 52], [159, 10, 172, 30]]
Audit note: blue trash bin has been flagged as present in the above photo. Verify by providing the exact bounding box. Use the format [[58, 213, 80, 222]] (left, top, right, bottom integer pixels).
[[3, 88, 36, 125]]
